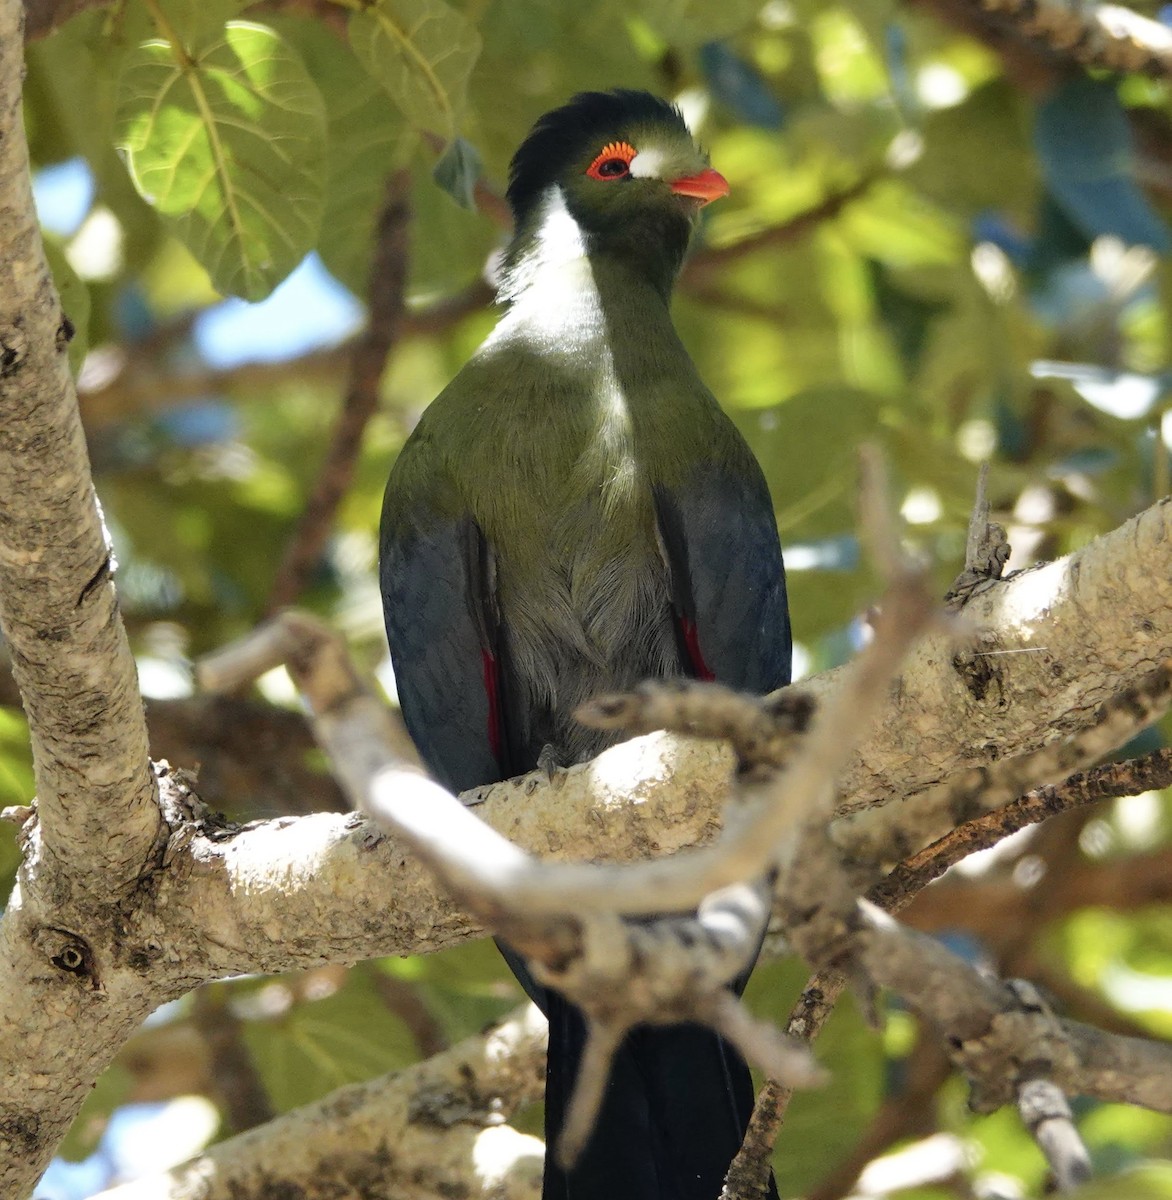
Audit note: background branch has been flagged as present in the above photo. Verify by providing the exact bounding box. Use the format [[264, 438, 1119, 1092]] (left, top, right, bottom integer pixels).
[[266, 171, 412, 612]]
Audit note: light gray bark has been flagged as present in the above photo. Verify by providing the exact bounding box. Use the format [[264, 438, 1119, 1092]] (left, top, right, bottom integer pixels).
[[94, 1005, 548, 1200], [0, 0, 163, 1186]]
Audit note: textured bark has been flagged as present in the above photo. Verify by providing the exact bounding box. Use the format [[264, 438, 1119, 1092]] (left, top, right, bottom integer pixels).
[[145, 502, 1172, 984], [0, 0, 165, 1187], [0, 0, 156, 888], [95, 1005, 547, 1200]]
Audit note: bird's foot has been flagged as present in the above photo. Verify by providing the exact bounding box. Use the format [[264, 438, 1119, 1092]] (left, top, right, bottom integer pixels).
[[532, 744, 566, 792], [512, 745, 564, 796], [462, 747, 565, 804]]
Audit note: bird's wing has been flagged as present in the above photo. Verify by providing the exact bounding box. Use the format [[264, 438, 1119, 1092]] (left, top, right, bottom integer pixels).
[[379, 496, 505, 794], [653, 459, 792, 692]]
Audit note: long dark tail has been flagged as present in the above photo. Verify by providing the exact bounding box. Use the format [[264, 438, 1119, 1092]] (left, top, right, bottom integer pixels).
[[499, 941, 779, 1200]]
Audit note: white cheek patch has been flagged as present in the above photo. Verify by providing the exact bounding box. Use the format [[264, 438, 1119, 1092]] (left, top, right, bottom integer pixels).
[[535, 187, 587, 260], [629, 147, 669, 180]]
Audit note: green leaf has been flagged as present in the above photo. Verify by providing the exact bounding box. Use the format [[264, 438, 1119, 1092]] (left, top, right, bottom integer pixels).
[[24, 17, 164, 272], [348, 0, 481, 138], [1036, 77, 1170, 252], [433, 136, 482, 211], [157, 0, 251, 43], [243, 964, 422, 1110], [276, 18, 418, 294], [116, 21, 327, 300]]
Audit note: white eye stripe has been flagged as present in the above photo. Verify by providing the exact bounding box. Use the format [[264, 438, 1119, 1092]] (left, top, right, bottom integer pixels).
[[628, 148, 668, 180]]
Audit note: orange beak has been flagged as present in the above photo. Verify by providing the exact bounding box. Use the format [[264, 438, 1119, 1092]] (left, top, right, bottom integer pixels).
[[669, 167, 730, 205]]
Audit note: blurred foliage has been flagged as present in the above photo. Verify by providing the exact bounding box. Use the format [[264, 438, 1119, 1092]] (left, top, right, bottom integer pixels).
[[8, 0, 1172, 1195]]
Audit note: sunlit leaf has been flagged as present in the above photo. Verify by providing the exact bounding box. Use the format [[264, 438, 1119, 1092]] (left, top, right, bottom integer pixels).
[[348, 0, 481, 138], [116, 21, 327, 300], [277, 18, 418, 295]]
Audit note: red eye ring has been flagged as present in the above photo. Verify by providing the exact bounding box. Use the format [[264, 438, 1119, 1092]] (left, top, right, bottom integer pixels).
[[587, 141, 636, 181]]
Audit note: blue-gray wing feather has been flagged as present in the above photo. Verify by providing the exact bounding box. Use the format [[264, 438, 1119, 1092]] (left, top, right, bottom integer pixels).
[[654, 460, 791, 693], [379, 510, 502, 793]]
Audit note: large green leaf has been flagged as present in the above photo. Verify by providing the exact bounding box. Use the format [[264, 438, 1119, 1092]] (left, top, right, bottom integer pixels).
[[24, 17, 164, 273], [278, 17, 417, 295], [243, 965, 419, 1111], [116, 21, 327, 300], [348, 0, 481, 138]]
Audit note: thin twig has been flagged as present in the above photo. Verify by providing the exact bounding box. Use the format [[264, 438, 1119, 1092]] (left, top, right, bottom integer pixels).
[[721, 970, 847, 1199], [945, 462, 1010, 609], [868, 748, 1172, 911], [266, 170, 412, 613]]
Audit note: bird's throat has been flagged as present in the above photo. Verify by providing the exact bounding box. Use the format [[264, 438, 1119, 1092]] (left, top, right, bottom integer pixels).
[[498, 185, 687, 311]]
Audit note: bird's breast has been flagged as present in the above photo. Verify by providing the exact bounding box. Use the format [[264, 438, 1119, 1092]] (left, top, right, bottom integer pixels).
[[464, 372, 680, 766]]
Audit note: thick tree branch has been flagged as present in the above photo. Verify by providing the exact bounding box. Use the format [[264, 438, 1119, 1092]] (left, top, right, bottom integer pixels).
[[93, 1004, 548, 1200], [0, 486, 1164, 1191], [165, 499, 1172, 987], [0, 0, 156, 886], [837, 659, 1172, 862], [0, 5, 177, 1183], [827, 497, 1172, 813], [972, 0, 1172, 79]]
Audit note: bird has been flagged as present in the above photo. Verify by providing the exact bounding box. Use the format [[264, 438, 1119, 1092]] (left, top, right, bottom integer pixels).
[[380, 89, 790, 1200]]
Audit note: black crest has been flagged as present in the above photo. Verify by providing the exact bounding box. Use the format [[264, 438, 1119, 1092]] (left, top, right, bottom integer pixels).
[[506, 90, 689, 222]]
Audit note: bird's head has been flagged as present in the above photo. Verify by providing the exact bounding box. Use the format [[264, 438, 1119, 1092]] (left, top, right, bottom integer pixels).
[[502, 90, 727, 299]]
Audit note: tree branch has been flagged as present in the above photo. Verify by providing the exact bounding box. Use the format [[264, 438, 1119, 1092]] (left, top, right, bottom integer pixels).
[[973, 0, 1172, 79], [870, 749, 1172, 912], [857, 904, 1172, 1115], [169, 498, 1172, 987], [0, 0, 156, 886], [266, 170, 412, 612], [92, 1004, 548, 1200]]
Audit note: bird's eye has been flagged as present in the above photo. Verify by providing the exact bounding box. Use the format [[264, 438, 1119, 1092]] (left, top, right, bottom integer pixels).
[[586, 141, 636, 181]]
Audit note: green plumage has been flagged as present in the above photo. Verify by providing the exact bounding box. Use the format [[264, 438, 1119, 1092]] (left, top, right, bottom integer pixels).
[[382, 253, 760, 764], [380, 89, 788, 1200]]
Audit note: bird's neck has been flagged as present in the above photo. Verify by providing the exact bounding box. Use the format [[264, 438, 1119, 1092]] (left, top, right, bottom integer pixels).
[[497, 187, 687, 314]]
